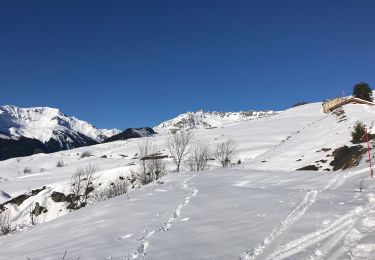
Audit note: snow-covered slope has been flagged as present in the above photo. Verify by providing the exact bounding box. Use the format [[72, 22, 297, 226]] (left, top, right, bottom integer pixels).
[[0, 105, 120, 142], [154, 109, 277, 132], [1, 101, 375, 259], [0, 105, 121, 160]]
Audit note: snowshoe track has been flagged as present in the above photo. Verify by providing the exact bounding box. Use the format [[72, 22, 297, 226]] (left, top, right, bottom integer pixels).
[[127, 174, 198, 259]]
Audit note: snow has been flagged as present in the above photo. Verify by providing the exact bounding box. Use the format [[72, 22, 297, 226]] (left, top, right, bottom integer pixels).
[[154, 109, 277, 133], [1, 101, 375, 259], [0, 190, 11, 204], [1, 169, 375, 260], [0, 105, 120, 142]]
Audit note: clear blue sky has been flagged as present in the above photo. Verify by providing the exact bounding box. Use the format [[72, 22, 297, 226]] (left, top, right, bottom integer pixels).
[[1, 1, 374, 129]]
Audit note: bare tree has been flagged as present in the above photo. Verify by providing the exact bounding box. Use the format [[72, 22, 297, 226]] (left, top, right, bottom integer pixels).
[[135, 157, 166, 185], [70, 165, 98, 209], [27, 203, 37, 225], [57, 160, 65, 167], [355, 176, 366, 192], [132, 140, 167, 185], [138, 140, 154, 176], [188, 145, 210, 171], [167, 130, 193, 172], [0, 211, 12, 235], [214, 139, 239, 168]]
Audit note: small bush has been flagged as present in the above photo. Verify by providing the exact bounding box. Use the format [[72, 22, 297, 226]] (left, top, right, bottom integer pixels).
[[188, 145, 210, 171], [214, 139, 239, 168], [80, 151, 92, 158], [356, 176, 365, 192], [93, 177, 130, 201], [351, 121, 366, 144], [23, 167, 32, 174], [292, 101, 308, 107], [56, 161, 64, 167], [0, 211, 12, 235], [135, 158, 166, 185], [70, 165, 98, 210]]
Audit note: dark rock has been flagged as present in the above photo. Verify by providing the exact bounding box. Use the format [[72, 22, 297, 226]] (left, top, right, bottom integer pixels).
[[85, 186, 94, 195], [32, 202, 47, 216], [297, 165, 319, 171], [51, 191, 66, 203], [6, 194, 30, 206], [31, 186, 46, 196], [330, 145, 366, 171], [140, 153, 168, 160]]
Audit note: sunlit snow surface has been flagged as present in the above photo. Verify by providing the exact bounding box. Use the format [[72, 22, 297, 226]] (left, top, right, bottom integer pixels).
[[1, 102, 375, 259]]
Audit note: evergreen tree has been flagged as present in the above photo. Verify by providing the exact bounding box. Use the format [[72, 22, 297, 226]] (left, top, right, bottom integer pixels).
[[351, 121, 366, 144], [353, 82, 373, 102]]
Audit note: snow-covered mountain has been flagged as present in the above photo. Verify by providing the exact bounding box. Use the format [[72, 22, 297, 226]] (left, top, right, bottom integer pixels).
[[0, 105, 121, 160], [154, 109, 277, 132], [104, 127, 156, 143], [0, 105, 120, 142]]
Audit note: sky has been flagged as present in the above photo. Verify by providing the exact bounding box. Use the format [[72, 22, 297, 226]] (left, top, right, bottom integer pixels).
[[1, 1, 375, 130]]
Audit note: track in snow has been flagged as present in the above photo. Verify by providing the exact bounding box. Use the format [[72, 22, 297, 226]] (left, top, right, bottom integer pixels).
[[126, 174, 198, 259], [267, 202, 375, 260], [240, 189, 318, 260]]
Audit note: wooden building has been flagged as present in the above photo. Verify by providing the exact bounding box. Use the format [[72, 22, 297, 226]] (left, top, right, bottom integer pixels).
[[322, 97, 374, 113]]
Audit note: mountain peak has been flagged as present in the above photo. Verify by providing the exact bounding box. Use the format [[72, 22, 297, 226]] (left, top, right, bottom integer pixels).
[[154, 109, 277, 132], [0, 105, 122, 160], [0, 105, 120, 142]]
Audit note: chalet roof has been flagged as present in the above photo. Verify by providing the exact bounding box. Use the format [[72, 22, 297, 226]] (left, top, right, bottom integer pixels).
[[325, 96, 374, 112]]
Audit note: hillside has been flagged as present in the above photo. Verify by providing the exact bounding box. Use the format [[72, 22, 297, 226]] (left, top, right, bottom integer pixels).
[[1, 101, 375, 259]]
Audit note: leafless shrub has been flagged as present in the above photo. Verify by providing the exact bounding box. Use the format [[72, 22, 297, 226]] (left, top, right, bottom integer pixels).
[[355, 176, 366, 192], [108, 177, 130, 199], [133, 141, 167, 185], [167, 130, 193, 172], [57, 160, 65, 167], [70, 165, 98, 210], [134, 159, 166, 185], [138, 140, 154, 173], [188, 145, 210, 171], [0, 211, 12, 235], [80, 151, 92, 158], [136, 158, 166, 185], [214, 139, 239, 168], [23, 167, 32, 174], [25, 203, 37, 225], [94, 177, 130, 202]]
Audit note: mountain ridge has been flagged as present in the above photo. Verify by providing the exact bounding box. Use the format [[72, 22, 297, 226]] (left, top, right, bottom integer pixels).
[[154, 109, 277, 132], [0, 105, 121, 160]]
